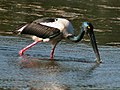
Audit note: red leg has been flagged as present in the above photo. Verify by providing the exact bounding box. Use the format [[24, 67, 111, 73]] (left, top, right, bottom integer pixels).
[[19, 40, 41, 56], [50, 44, 57, 60], [50, 48, 55, 60]]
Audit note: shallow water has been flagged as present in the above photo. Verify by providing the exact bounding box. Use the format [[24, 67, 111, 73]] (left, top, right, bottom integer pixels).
[[0, 36, 120, 89], [0, 0, 120, 89]]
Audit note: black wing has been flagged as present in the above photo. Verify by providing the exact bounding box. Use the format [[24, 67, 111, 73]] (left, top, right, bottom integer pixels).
[[33, 17, 56, 23], [21, 18, 60, 39]]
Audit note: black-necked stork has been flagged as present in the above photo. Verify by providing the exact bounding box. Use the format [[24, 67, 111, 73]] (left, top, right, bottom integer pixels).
[[15, 17, 101, 63]]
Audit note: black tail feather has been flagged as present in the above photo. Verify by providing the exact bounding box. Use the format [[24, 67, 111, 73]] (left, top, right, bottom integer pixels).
[[13, 24, 28, 35]]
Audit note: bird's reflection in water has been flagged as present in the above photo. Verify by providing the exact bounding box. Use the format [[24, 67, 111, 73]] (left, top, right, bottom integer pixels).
[[17, 55, 100, 89], [18, 55, 59, 69], [18, 55, 99, 69]]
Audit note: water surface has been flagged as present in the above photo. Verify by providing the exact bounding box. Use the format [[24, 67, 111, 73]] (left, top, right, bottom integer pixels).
[[0, 0, 120, 45]]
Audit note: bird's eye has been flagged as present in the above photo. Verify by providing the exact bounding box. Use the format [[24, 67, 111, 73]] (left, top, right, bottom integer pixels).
[[55, 18, 58, 21], [87, 26, 90, 29]]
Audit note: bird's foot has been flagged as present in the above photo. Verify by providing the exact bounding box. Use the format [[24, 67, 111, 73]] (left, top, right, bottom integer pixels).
[[50, 55, 54, 60], [50, 57, 53, 60], [19, 50, 24, 56]]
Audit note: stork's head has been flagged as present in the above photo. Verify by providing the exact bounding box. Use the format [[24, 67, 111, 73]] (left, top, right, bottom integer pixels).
[[80, 22, 101, 63], [81, 22, 94, 34]]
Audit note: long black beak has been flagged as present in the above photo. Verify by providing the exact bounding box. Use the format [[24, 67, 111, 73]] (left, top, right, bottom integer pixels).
[[88, 31, 101, 63]]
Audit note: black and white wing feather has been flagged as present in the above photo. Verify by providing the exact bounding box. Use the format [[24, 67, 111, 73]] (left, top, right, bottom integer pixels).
[[17, 18, 61, 39]]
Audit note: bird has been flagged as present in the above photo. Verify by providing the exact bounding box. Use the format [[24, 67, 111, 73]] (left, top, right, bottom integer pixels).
[[15, 17, 101, 63]]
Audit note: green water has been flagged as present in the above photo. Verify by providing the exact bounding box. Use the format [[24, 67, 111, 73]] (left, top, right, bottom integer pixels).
[[0, 0, 120, 45]]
